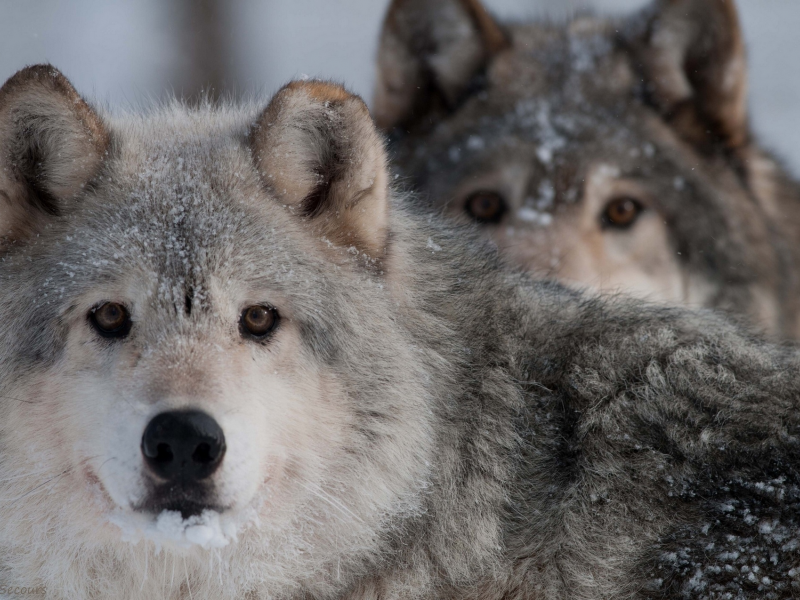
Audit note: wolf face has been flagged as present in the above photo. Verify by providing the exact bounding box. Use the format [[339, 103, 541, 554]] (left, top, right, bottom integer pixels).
[[0, 68, 434, 597], [376, 0, 800, 338]]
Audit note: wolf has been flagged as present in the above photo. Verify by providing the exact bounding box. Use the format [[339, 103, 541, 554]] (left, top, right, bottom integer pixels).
[[1, 65, 800, 599], [374, 0, 800, 339]]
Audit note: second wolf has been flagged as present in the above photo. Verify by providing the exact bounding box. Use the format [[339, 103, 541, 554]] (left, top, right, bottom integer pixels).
[[375, 0, 800, 339]]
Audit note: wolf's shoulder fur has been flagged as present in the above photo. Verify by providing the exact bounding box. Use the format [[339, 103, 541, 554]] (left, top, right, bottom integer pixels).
[[378, 207, 800, 599], [0, 66, 799, 599]]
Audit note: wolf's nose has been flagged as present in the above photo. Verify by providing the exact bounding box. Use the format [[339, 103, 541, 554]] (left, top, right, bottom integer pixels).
[[141, 411, 226, 482]]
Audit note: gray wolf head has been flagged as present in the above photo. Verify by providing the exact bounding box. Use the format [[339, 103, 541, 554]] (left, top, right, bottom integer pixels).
[[0, 67, 432, 597], [375, 0, 800, 338]]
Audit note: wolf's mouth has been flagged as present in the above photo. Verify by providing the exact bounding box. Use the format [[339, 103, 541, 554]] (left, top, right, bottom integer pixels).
[[112, 505, 240, 550], [137, 483, 226, 519], [139, 498, 227, 520]]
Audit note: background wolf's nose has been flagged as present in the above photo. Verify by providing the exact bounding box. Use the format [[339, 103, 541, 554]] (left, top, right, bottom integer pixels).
[[141, 411, 226, 482]]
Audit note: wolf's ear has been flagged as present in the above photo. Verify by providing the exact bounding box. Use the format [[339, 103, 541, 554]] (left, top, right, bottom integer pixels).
[[373, 0, 509, 132], [250, 81, 389, 257], [633, 0, 748, 150], [0, 65, 109, 243]]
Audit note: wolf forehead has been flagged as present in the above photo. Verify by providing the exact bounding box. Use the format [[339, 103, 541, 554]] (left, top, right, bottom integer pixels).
[[90, 106, 274, 238], [392, 20, 665, 175], [26, 106, 309, 287]]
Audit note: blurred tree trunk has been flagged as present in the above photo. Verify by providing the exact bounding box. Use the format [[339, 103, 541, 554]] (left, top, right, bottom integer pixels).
[[175, 0, 229, 102]]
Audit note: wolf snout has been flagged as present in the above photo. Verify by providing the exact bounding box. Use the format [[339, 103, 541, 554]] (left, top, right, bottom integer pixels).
[[141, 410, 226, 482]]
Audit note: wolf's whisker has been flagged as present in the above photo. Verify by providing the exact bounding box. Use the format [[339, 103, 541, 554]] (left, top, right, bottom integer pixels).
[[0, 394, 37, 404], [294, 479, 364, 525], [0, 469, 63, 483], [183, 556, 194, 600], [4, 468, 72, 504], [0, 454, 105, 488]]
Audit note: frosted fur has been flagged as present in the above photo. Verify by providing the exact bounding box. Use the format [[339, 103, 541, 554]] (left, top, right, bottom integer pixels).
[[110, 508, 243, 551], [1, 67, 800, 599]]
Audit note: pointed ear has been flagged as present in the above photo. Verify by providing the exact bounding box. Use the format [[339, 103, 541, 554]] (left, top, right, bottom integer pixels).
[[633, 0, 748, 150], [250, 81, 390, 257], [0, 65, 109, 243], [373, 0, 509, 132]]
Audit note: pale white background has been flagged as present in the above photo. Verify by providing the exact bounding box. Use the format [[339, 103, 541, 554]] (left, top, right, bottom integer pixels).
[[1, 0, 798, 173]]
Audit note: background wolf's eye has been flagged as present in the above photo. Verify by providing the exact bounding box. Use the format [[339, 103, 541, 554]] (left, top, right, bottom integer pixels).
[[89, 302, 132, 338], [240, 305, 278, 339], [602, 197, 643, 229], [465, 191, 506, 224]]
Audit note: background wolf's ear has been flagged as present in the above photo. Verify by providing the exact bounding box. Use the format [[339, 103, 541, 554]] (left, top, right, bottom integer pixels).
[[0, 65, 109, 243], [373, 0, 509, 132], [632, 0, 748, 150], [250, 81, 389, 257]]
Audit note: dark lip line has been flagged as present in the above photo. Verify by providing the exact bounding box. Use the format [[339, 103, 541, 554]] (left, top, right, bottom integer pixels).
[[131, 501, 230, 515]]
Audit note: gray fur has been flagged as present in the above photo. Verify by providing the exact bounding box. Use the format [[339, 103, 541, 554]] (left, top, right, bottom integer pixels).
[[0, 67, 799, 599]]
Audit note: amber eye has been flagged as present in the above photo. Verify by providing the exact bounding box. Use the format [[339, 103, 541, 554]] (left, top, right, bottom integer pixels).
[[89, 302, 132, 338], [602, 196, 643, 229], [240, 305, 278, 339], [464, 191, 506, 224]]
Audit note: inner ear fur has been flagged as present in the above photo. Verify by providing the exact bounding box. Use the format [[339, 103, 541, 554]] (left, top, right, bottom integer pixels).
[[373, 0, 509, 132], [250, 80, 390, 257], [632, 0, 748, 151], [0, 64, 109, 242]]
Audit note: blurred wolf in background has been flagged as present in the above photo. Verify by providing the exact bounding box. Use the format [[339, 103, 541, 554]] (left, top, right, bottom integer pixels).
[[2, 66, 800, 599], [375, 0, 800, 339]]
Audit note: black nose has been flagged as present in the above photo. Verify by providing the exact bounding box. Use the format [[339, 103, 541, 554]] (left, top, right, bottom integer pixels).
[[141, 410, 226, 482]]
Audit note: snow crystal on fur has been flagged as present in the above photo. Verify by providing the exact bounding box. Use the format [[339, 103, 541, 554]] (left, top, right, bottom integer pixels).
[[110, 509, 244, 551]]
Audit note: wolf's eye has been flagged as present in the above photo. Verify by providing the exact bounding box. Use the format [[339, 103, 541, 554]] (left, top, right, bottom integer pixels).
[[465, 191, 506, 224], [602, 197, 643, 229], [240, 305, 278, 339], [89, 302, 132, 339]]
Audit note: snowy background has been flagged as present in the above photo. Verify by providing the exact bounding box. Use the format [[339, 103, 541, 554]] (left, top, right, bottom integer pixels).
[[1, 0, 798, 173]]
